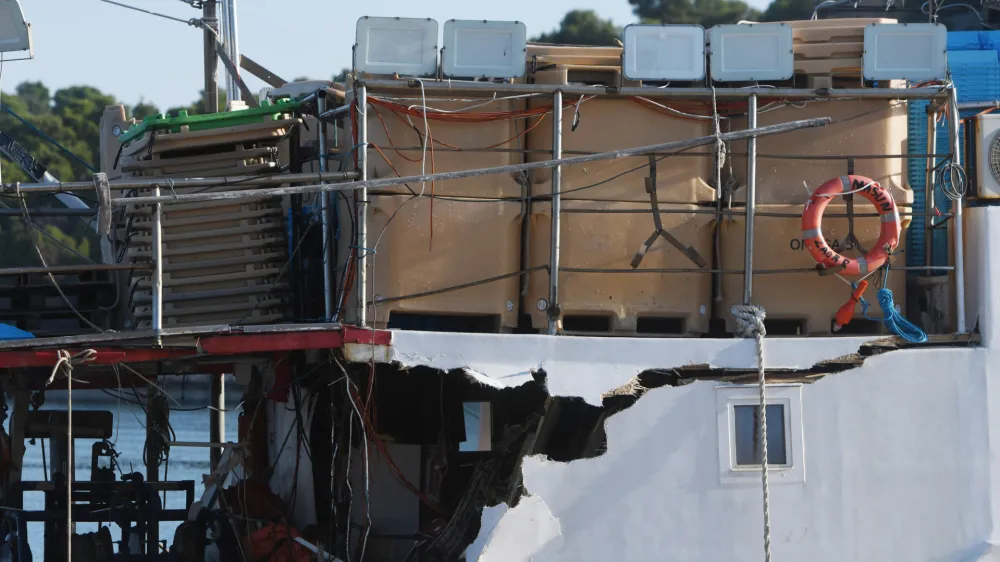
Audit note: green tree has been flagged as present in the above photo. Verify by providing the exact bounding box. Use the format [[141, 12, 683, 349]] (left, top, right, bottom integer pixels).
[[630, 0, 762, 27], [130, 99, 160, 121], [166, 88, 227, 117], [761, 0, 816, 21], [15, 81, 49, 115], [533, 10, 622, 46]]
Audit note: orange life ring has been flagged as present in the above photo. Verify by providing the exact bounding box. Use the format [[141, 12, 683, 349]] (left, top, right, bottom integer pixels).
[[801, 175, 901, 276]]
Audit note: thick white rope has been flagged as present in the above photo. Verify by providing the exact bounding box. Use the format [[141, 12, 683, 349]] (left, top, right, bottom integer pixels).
[[45, 348, 96, 562], [732, 304, 772, 562]]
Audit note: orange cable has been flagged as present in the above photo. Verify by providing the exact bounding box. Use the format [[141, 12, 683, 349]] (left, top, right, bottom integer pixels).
[[372, 106, 423, 163]]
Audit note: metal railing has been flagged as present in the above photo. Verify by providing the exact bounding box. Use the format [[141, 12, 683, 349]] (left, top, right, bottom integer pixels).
[[2, 81, 965, 338]]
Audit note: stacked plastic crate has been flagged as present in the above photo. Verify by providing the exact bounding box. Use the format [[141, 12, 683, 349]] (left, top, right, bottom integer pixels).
[[356, 81, 526, 332], [116, 101, 301, 328], [523, 45, 717, 336], [907, 31, 1000, 267]]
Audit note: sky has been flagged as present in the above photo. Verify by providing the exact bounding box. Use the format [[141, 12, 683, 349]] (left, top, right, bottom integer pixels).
[[3, 0, 771, 111]]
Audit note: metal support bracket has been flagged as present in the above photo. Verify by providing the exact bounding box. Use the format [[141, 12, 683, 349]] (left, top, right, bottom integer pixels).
[[214, 41, 259, 108], [843, 158, 867, 257], [239, 54, 286, 88], [631, 155, 708, 269]]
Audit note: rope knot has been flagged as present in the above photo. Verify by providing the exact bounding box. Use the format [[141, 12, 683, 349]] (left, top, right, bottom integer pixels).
[[731, 304, 767, 339], [46, 349, 97, 387]]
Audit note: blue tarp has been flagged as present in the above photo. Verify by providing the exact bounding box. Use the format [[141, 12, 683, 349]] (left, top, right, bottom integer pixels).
[[0, 324, 34, 340], [907, 35, 1000, 267]]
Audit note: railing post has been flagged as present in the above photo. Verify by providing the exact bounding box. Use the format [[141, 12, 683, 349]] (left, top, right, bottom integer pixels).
[[948, 86, 966, 333], [151, 185, 163, 342], [317, 91, 333, 321], [548, 90, 563, 335], [210, 373, 225, 472], [743, 94, 758, 305], [356, 85, 369, 327], [926, 104, 938, 268]]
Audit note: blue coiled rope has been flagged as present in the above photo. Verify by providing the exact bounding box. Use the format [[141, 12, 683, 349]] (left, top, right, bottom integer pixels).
[[860, 287, 928, 343]]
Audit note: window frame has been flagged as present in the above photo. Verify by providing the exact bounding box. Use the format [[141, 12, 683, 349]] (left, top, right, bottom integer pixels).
[[716, 384, 804, 485]]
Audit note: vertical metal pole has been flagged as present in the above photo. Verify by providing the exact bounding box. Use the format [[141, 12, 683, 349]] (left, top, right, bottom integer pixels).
[[145, 376, 161, 554], [318, 92, 333, 321], [289, 126, 305, 320], [66, 372, 73, 562], [224, 0, 241, 104], [218, 0, 230, 100], [948, 87, 967, 333], [548, 90, 563, 335], [151, 187, 163, 340], [925, 105, 938, 268], [202, 1, 219, 114], [743, 94, 758, 305], [356, 86, 369, 326], [210, 373, 225, 472]]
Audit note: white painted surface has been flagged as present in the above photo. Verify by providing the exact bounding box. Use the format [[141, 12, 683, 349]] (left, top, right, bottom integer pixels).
[[390, 331, 879, 405], [476, 348, 994, 561]]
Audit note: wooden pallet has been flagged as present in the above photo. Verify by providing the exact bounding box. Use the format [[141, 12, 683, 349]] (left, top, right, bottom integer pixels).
[[127, 199, 283, 224], [130, 280, 288, 327], [121, 117, 300, 159], [121, 145, 279, 176], [125, 234, 286, 260], [131, 264, 284, 291], [150, 251, 287, 280], [129, 220, 284, 251], [132, 306, 285, 328], [130, 207, 285, 237]]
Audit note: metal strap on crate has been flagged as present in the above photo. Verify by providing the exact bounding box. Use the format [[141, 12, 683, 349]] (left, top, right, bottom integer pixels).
[[631, 155, 708, 269]]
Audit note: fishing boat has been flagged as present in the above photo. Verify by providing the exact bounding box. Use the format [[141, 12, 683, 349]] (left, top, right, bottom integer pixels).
[[0, 1, 995, 561]]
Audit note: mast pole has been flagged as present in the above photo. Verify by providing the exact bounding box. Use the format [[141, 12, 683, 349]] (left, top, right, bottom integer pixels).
[[203, 0, 219, 113]]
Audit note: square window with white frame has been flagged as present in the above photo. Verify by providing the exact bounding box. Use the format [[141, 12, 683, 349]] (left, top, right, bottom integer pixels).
[[716, 384, 804, 484]]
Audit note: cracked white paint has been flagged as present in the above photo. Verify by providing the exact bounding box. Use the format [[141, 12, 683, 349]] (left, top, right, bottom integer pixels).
[[475, 347, 996, 561], [390, 330, 880, 405]]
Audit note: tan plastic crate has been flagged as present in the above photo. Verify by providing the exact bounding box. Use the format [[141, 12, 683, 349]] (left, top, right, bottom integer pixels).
[[365, 97, 524, 198], [366, 195, 522, 329], [729, 99, 912, 206], [720, 203, 909, 335], [526, 96, 715, 204], [528, 201, 714, 335]]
